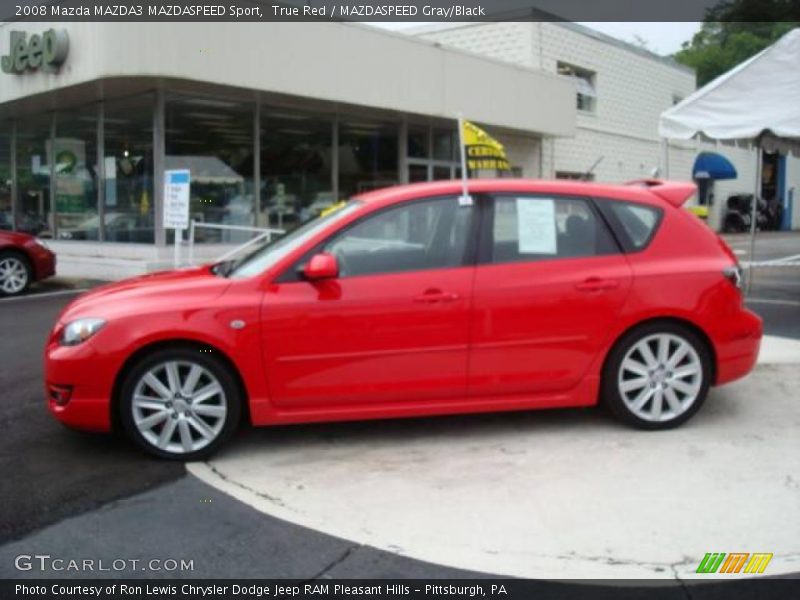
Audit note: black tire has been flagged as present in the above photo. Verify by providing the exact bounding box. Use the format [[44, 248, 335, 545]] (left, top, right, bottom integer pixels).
[[119, 347, 242, 460], [0, 250, 32, 296], [601, 322, 712, 430]]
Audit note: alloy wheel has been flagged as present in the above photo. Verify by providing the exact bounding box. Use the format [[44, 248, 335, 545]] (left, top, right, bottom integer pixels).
[[617, 333, 703, 423], [131, 360, 228, 455], [0, 256, 29, 295]]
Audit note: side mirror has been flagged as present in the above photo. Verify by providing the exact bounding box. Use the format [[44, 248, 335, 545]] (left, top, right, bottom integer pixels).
[[303, 252, 339, 280]]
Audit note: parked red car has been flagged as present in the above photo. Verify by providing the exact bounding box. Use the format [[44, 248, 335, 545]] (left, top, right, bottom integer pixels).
[[0, 231, 56, 296], [45, 179, 762, 459]]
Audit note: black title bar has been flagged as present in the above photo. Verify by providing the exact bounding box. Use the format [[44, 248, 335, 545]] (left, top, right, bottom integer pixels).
[[3, 0, 800, 22], [4, 578, 800, 600]]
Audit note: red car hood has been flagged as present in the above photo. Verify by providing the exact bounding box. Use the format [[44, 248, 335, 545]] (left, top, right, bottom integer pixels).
[[58, 266, 231, 323]]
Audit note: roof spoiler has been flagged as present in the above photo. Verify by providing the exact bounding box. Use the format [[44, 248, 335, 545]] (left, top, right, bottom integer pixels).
[[626, 179, 697, 208]]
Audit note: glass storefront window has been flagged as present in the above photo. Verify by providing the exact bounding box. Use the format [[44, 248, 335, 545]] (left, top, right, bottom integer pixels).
[[0, 123, 10, 231], [408, 164, 428, 182], [339, 120, 398, 198], [260, 108, 333, 230], [433, 165, 453, 180], [15, 114, 53, 237], [166, 95, 255, 243], [407, 127, 428, 159], [54, 105, 99, 241], [433, 128, 455, 161], [103, 94, 155, 243]]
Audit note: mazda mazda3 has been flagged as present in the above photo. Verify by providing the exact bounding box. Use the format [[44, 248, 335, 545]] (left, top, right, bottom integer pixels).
[[45, 179, 762, 459]]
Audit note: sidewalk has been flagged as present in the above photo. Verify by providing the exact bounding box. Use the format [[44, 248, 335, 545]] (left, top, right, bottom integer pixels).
[[189, 338, 800, 579]]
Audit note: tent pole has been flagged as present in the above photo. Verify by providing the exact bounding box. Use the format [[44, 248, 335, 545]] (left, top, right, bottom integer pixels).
[[746, 143, 762, 295]]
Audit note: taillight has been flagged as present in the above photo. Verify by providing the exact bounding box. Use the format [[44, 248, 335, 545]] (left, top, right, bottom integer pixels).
[[723, 265, 743, 291]]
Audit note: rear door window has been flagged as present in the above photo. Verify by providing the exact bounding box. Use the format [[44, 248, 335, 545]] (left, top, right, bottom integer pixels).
[[488, 195, 619, 264]]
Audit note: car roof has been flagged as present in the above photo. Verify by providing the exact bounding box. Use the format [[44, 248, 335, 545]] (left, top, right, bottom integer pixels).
[[353, 178, 672, 209]]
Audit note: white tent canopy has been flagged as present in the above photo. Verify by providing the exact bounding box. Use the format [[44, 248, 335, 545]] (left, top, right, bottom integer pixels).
[[659, 28, 800, 156]]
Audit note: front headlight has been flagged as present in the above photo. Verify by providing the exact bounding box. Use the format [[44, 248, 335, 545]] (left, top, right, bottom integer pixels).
[[61, 318, 106, 346], [34, 237, 51, 250]]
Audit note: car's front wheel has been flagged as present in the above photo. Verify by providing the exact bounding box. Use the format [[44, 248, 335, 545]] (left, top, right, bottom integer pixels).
[[119, 347, 241, 460], [602, 323, 711, 429], [0, 251, 31, 296]]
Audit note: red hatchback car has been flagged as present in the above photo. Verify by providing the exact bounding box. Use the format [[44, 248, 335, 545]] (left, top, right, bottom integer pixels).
[[0, 230, 56, 296], [45, 180, 762, 459]]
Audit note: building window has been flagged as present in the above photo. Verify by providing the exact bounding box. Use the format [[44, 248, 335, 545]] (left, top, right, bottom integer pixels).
[[557, 62, 597, 114], [53, 104, 99, 241], [556, 170, 593, 181], [15, 114, 53, 237], [260, 108, 334, 229], [166, 95, 255, 243], [405, 124, 460, 183], [407, 127, 429, 160], [338, 119, 398, 198], [0, 123, 10, 231], [103, 94, 155, 243]]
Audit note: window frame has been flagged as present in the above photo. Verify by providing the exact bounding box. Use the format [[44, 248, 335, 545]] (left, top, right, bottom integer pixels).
[[276, 195, 480, 283], [477, 193, 622, 266], [593, 197, 664, 253]]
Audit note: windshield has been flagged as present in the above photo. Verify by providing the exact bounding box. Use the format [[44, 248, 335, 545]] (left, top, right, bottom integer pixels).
[[228, 201, 363, 278]]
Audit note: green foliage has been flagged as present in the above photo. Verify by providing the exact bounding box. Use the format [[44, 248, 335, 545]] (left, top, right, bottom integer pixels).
[[673, 0, 799, 86]]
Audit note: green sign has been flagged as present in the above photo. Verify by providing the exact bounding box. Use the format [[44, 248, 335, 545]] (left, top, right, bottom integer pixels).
[[1, 29, 69, 74]]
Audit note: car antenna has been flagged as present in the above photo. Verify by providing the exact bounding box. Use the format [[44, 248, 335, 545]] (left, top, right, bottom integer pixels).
[[582, 156, 604, 181]]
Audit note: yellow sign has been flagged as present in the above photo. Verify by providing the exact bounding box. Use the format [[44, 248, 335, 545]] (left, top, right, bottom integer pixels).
[[688, 205, 709, 218], [462, 120, 510, 171]]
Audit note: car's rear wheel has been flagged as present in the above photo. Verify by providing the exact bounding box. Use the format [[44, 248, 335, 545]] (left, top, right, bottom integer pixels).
[[0, 251, 31, 296], [602, 323, 711, 429], [119, 347, 241, 460]]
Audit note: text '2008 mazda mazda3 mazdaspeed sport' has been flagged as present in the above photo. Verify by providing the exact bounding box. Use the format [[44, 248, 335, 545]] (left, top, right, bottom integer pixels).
[[45, 179, 762, 460]]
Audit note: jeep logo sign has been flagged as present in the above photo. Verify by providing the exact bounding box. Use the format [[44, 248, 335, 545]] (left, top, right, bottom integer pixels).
[[1, 29, 69, 74]]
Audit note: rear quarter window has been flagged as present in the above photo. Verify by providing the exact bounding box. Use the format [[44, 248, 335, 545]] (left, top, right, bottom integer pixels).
[[599, 200, 663, 252]]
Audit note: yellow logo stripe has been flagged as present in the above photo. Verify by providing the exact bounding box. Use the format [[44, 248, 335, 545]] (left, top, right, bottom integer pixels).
[[744, 553, 773, 574]]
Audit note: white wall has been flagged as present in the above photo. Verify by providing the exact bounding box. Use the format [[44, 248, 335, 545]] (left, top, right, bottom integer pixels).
[[0, 22, 575, 138]]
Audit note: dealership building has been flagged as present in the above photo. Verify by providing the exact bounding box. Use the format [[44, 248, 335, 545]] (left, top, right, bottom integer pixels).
[[0, 21, 575, 278], [1, 20, 798, 279]]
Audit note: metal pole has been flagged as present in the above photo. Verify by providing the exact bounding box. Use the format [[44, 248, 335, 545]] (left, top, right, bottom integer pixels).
[[97, 101, 105, 242], [153, 89, 166, 247], [457, 116, 469, 201], [253, 97, 260, 228], [49, 112, 57, 239], [188, 220, 195, 266], [746, 145, 762, 295], [174, 227, 180, 269], [10, 120, 16, 231], [331, 115, 339, 200]]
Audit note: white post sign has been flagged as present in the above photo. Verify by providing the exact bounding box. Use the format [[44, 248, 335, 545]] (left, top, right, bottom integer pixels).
[[164, 169, 190, 268]]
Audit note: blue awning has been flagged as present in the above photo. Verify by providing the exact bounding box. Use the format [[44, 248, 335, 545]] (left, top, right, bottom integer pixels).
[[693, 152, 738, 180]]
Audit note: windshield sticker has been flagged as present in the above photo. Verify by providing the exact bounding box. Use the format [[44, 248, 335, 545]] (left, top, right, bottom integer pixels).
[[517, 197, 557, 254]]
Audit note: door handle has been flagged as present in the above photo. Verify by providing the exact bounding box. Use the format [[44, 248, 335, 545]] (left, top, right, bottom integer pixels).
[[413, 289, 460, 303], [575, 278, 620, 292]]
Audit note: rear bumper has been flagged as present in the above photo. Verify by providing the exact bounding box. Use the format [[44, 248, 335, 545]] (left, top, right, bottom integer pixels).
[[714, 308, 763, 386]]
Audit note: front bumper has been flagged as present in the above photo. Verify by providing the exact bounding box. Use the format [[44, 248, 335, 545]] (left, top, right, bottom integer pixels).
[[45, 339, 119, 432], [28, 244, 56, 281]]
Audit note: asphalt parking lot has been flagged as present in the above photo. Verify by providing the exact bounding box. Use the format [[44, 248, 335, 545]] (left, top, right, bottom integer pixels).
[[0, 233, 798, 588]]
